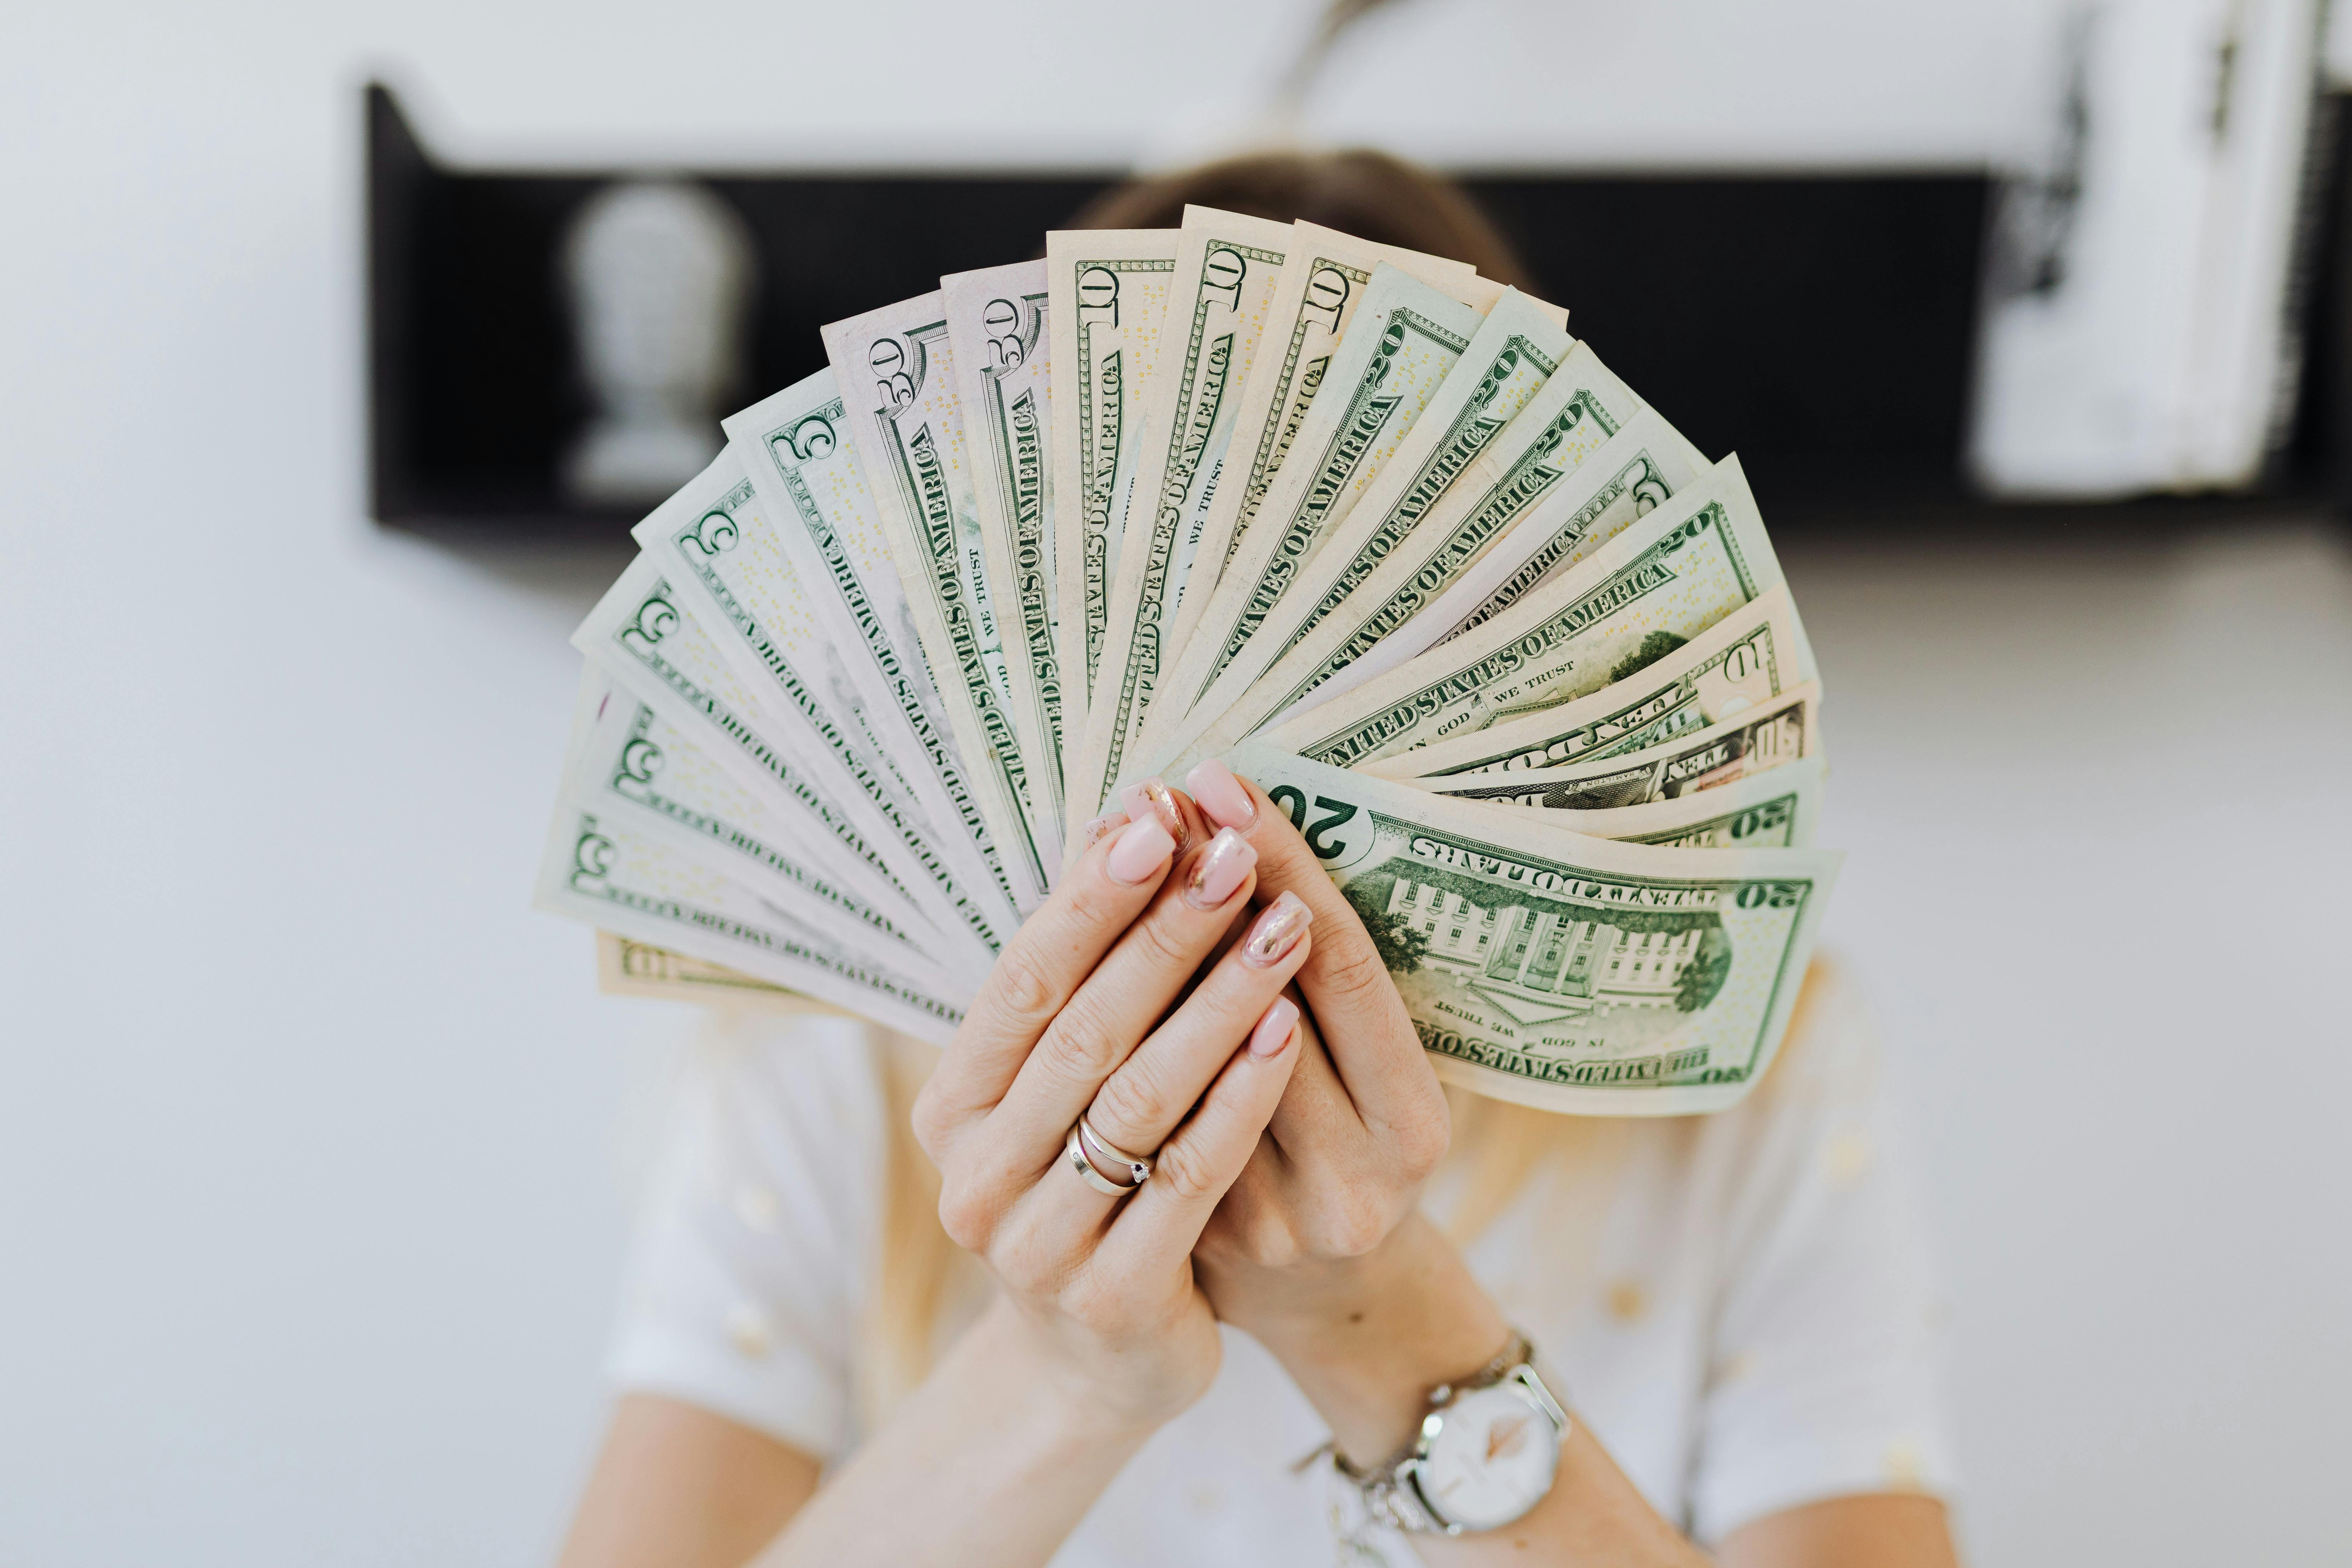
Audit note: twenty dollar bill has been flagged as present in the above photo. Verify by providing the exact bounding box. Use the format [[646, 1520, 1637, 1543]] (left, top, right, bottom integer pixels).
[[1228, 742, 1840, 1115], [824, 295, 1052, 912]]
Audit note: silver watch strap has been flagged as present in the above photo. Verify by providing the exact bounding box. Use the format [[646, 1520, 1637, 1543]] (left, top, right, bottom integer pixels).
[[1332, 1328, 1551, 1534], [1358, 1468, 1442, 1534], [1431, 1328, 1534, 1406]]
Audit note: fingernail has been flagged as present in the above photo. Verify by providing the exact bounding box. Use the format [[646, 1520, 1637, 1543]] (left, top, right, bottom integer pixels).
[[1241, 891, 1313, 968], [1105, 817, 1175, 886], [1183, 827, 1257, 909], [1118, 778, 1190, 857], [1249, 996, 1300, 1057], [1079, 809, 1129, 850], [1185, 757, 1258, 832]]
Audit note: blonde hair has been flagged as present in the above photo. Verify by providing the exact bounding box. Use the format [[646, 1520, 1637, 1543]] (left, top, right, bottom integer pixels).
[[860, 1030, 956, 1432], [852, 960, 1834, 1426]]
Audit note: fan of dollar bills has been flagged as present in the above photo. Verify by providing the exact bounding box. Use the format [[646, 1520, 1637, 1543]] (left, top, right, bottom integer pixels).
[[538, 208, 1840, 1116]]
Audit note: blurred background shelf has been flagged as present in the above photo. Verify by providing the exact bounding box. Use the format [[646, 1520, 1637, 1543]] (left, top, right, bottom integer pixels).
[[370, 70, 2352, 544], [367, 82, 1995, 539]]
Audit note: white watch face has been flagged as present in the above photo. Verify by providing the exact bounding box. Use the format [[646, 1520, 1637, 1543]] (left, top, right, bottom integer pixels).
[[1415, 1382, 1561, 1531]]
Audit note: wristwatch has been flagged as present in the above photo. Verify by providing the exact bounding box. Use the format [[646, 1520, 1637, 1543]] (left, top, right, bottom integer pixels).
[[1334, 1329, 1570, 1534]]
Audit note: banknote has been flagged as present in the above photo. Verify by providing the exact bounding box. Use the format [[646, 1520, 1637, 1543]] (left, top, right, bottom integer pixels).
[[1367, 585, 1808, 780], [633, 452, 924, 825], [596, 931, 851, 1018], [1481, 758, 1826, 850], [536, 805, 965, 1045], [1226, 742, 1841, 1115], [1046, 229, 1178, 750], [1243, 340, 1648, 734], [722, 370, 1025, 929], [558, 668, 978, 992], [823, 295, 1051, 913], [573, 552, 915, 916], [1132, 266, 1493, 774], [1164, 291, 1579, 776], [1073, 209, 1295, 832], [1266, 457, 1799, 768], [535, 212, 1852, 1123], [628, 450, 1015, 947], [944, 260, 1065, 872], [1420, 683, 1821, 812], [573, 552, 1003, 968], [1155, 225, 1480, 720], [1295, 406, 1710, 719]]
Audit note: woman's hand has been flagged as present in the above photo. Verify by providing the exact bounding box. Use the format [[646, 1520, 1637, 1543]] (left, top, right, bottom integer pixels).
[[748, 800, 1319, 1568], [910, 793, 1318, 1434], [1170, 759, 1512, 1471], [1170, 759, 1457, 1333]]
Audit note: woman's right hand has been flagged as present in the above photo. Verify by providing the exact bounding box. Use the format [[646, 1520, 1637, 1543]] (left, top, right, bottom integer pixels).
[[910, 791, 1318, 1431]]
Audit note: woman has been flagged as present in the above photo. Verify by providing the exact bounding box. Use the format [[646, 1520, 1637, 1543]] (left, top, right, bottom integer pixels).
[[559, 157, 1961, 1566]]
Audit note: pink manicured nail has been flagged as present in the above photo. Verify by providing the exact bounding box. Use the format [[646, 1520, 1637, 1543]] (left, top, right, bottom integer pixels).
[[1183, 827, 1257, 910], [1249, 996, 1300, 1057], [1118, 778, 1190, 856], [1104, 818, 1175, 886], [1241, 891, 1313, 968], [1079, 809, 1130, 850], [1184, 757, 1257, 831]]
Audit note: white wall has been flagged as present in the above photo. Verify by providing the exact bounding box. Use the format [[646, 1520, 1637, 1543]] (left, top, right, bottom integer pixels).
[[6, 2, 2348, 1563], [132, 0, 2055, 173], [1785, 520, 2352, 1566]]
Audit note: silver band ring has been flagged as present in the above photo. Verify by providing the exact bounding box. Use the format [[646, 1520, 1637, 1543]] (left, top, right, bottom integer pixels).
[[1066, 1127, 1132, 1196], [1066, 1115, 1153, 1196], [1079, 1115, 1153, 1186]]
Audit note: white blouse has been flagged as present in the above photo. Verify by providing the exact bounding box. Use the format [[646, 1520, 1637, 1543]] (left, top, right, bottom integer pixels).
[[606, 965, 1955, 1561]]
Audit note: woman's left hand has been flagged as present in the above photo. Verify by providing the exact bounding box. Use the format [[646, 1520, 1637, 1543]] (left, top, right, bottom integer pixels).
[[1171, 757, 1516, 1467], [1164, 763, 1456, 1308]]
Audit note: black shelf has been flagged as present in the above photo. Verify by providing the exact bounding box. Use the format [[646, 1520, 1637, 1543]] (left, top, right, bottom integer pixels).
[[367, 81, 2347, 541]]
